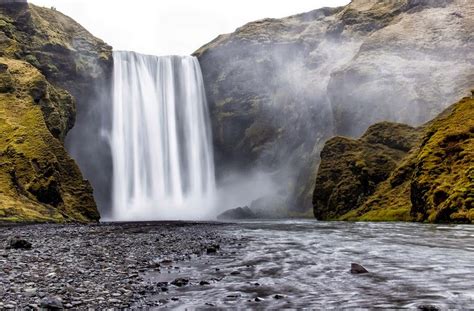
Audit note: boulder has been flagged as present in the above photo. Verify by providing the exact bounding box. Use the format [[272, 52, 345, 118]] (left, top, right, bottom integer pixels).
[[350, 263, 369, 274], [217, 206, 257, 220], [6, 237, 32, 250]]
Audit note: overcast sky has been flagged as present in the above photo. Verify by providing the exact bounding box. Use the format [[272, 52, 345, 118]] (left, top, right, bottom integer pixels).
[[30, 0, 350, 56]]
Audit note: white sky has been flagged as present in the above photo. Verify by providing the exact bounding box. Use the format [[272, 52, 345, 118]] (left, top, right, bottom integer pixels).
[[29, 0, 350, 56]]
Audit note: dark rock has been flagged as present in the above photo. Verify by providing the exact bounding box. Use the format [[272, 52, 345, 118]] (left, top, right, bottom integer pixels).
[[418, 305, 440, 311], [230, 271, 241, 275], [170, 278, 189, 287], [6, 238, 32, 250], [40, 296, 63, 310], [350, 263, 369, 274], [274, 294, 284, 299], [217, 206, 256, 220], [199, 280, 210, 286], [313, 122, 420, 220], [255, 297, 264, 302], [206, 247, 217, 254]]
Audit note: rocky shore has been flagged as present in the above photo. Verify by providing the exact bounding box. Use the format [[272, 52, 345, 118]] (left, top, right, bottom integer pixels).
[[0, 222, 238, 309]]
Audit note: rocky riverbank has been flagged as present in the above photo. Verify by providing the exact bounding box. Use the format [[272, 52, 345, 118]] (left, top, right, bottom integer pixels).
[[0, 222, 238, 309]]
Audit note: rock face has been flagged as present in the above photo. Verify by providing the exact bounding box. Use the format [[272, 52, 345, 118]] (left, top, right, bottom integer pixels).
[[0, 3, 112, 222], [313, 95, 474, 223], [313, 122, 420, 220], [195, 0, 474, 214]]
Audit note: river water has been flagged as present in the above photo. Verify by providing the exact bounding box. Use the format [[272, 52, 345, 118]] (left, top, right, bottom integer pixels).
[[148, 220, 474, 309]]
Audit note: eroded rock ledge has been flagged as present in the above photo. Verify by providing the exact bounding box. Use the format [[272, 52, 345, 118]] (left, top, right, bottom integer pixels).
[[313, 95, 474, 223]]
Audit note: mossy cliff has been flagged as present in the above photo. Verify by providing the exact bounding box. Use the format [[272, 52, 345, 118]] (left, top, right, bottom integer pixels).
[[195, 0, 473, 215], [313, 95, 474, 223], [0, 2, 112, 222]]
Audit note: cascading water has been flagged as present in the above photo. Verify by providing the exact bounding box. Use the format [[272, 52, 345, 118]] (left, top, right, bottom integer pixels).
[[111, 51, 216, 220]]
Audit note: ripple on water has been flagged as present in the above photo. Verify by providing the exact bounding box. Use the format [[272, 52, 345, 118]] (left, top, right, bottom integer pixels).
[[146, 220, 474, 309]]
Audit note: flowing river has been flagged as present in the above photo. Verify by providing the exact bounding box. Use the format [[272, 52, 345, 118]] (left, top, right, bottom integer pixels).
[[146, 220, 474, 309]]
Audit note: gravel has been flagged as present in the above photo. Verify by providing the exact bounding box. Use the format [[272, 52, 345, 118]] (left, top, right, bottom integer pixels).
[[0, 222, 234, 309]]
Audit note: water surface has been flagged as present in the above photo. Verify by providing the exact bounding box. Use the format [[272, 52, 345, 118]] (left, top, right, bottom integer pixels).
[[149, 220, 474, 309]]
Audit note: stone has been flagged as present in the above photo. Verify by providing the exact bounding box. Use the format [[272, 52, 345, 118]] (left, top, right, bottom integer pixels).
[[350, 263, 369, 274], [40, 296, 63, 310], [217, 206, 256, 220], [6, 238, 32, 250], [206, 247, 217, 254], [418, 305, 440, 311], [170, 278, 189, 287]]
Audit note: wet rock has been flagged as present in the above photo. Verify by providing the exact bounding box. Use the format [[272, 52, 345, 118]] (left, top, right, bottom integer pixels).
[[274, 294, 284, 299], [350, 263, 369, 274], [255, 297, 264, 302], [6, 238, 32, 250], [171, 278, 189, 287], [40, 296, 63, 310], [206, 246, 217, 254], [418, 305, 440, 311], [217, 206, 257, 220], [199, 280, 210, 285], [230, 271, 241, 275]]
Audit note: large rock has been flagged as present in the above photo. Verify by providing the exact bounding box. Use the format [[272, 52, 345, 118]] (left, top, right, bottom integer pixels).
[[313, 95, 474, 223], [0, 58, 99, 222], [313, 122, 420, 220], [195, 0, 474, 215], [0, 3, 111, 221]]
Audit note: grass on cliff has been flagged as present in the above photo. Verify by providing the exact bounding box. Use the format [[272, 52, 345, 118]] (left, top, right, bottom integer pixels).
[[0, 57, 98, 222], [340, 96, 474, 223]]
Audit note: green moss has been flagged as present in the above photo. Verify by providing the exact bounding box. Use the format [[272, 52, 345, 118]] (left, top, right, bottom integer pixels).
[[0, 58, 98, 223], [313, 95, 474, 224]]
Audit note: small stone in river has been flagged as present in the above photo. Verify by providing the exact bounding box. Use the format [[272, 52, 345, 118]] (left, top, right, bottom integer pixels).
[[418, 305, 440, 311], [350, 263, 369, 274], [171, 297, 179, 301], [206, 247, 217, 254], [230, 271, 241, 275], [274, 294, 284, 299], [171, 278, 189, 287], [40, 297, 63, 310], [199, 280, 210, 286], [6, 238, 32, 250], [255, 297, 264, 302], [161, 287, 168, 292]]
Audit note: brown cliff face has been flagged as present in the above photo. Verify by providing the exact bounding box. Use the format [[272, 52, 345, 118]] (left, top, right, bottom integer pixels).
[[313, 95, 474, 223], [0, 3, 112, 222], [195, 0, 474, 214]]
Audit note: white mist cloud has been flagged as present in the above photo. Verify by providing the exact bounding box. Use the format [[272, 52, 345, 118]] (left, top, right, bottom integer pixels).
[[29, 0, 350, 56]]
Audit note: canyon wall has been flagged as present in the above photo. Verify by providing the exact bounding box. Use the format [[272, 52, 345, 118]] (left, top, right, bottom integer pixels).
[[0, 2, 111, 221], [196, 0, 474, 214]]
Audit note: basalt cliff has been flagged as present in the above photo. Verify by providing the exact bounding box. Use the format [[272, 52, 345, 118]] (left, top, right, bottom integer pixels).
[[195, 0, 473, 216], [313, 94, 473, 223], [0, 2, 111, 222]]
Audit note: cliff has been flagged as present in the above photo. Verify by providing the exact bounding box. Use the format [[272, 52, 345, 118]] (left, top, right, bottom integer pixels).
[[313, 95, 474, 223], [0, 2, 112, 222], [195, 0, 474, 214]]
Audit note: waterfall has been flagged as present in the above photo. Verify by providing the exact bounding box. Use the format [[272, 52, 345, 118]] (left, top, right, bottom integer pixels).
[[111, 51, 216, 220]]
